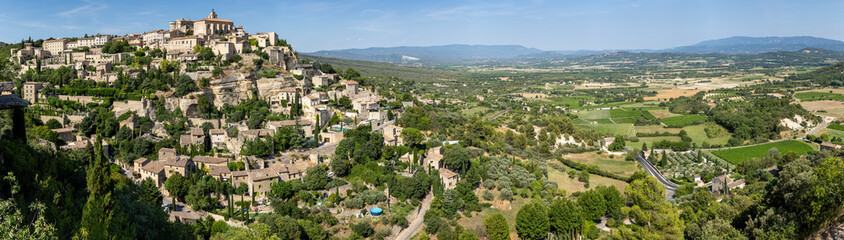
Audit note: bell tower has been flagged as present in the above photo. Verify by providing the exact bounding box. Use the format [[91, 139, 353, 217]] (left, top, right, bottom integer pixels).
[[208, 9, 217, 19]]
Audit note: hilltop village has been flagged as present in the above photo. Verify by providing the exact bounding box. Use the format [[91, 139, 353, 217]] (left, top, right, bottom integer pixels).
[[6, 7, 844, 240], [0, 10, 443, 238]]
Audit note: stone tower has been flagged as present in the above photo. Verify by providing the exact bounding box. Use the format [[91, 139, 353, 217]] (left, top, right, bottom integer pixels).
[[208, 9, 217, 19]]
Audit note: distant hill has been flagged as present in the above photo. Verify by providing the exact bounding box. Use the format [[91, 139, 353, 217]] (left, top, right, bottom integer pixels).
[[306, 44, 543, 64], [667, 36, 844, 54]]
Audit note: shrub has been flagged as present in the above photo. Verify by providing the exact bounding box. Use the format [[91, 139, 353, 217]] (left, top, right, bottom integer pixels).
[[500, 188, 513, 201], [483, 180, 495, 190], [482, 191, 494, 201]]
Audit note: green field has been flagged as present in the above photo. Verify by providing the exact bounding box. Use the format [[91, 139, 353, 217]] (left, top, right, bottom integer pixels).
[[711, 140, 815, 164], [816, 128, 844, 140], [579, 109, 610, 120], [828, 124, 844, 131], [577, 123, 635, 137], [628, 136, 683, 149], [795, 92, 844, 101], [682, 123, 732, 146], [660, 114, 707, 128]]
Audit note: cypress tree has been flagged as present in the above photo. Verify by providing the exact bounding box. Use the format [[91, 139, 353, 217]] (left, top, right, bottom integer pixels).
[[78, 136, 114, 240]]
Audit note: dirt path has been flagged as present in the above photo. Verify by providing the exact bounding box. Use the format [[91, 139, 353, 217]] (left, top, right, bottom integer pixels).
[[394, 193, 434, 240]]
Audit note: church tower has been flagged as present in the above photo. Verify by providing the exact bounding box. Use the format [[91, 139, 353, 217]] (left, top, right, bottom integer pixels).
[[208, 9, 217, 19]]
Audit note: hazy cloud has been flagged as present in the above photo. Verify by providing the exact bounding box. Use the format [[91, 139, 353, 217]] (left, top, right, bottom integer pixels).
[[57, 0, 107, 17]]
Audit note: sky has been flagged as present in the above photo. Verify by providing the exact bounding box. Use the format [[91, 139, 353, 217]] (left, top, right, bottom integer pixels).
[[1, 0, 843, 52]]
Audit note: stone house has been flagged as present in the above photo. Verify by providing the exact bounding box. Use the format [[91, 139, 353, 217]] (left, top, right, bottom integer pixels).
[[209, 129, 227, 148], [425, 147, 443, 170], [164, 156, 193, 178], [159, 148, 178, 161], [439, 168, 459, 189], [138, 161, 166, 187], [711, 175, 745, 194]]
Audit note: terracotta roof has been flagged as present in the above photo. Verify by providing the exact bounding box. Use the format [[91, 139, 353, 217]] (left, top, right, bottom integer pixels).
[[190, 128, 204, 136], [342, 80, 359, 85], [427, 147, 443, 161], [44, 39, 67, 43], [439, 168, 458, 178], [159, 148, 177, 154], [180, 134, 193, 144], [134, 157, 150, 164], [165, 156, 192, 167], [141, 161, 164, 173], [208, 165, 231, 176], [249, 168, 278, 181], [267, 119, 313, 128], [193, 156, 228, 165], [209, 129, 226, 135], [231, 170, 248, 177], [727, 179, 745, 189]]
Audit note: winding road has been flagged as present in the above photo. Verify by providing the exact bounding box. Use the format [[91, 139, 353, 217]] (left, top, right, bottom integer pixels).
[[633, 116, 833, 200], [394, 193, 433, 240], [634, 154, 678, 200]]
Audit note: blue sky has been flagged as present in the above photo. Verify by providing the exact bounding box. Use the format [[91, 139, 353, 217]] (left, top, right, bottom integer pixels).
[[1, 0, 843, 52]]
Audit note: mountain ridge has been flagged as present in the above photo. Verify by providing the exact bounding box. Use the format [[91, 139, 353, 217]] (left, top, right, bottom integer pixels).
[[306, 36, 844, 64]]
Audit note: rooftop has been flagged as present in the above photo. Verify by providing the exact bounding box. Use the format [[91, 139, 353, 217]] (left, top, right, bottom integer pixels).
[[193, 156, 228, 164], [141, 161, 165, 173]]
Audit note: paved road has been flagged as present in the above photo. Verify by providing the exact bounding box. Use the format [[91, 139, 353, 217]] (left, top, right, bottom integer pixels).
[[635, 154, 678, 200], [394, 193, 433, 240], [487, 107, 512, 121], [636, 117, 833, 200]]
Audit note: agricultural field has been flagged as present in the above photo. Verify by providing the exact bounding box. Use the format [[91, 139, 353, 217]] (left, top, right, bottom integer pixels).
[[628, 136, 683, 150], [711, 140, 815, 164], [815, 128, 844, 140], [546, 166, 628, 194], [578, 109, 610, 120], [794, 91, 844, 101], [562, 152, 640, 177], [462, 106, 491, 116], [827, 123, 844, 131], [648, 109, 682, 118], [799, 100, 844, 118], [682, 123, 731, 146], [660, 114, 707, 128], [650, 151, 731, 181], [644, 88, 705, 101], [576, 123, 635, 137], [635, 125, 683, 134]]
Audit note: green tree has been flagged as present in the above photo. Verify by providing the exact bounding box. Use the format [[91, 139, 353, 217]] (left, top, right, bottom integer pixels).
[[303, 165, 328, 190], [811, 157, 844, 223], [401, 127, 424, 147], [549, 198, 582, 235], [45, 118, 62, 129], [351, 222, 374, 238], [297, 219, 328, 240], [618, 177, 685, 240], [443, 144, 470, 173], [578, 189, 607, 221], [164, 173, 189, 202], [78, 137, 114, 240], [516, 202, 549, 240], [484, 213, 510, 240], [139, 178, 164, 208]]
